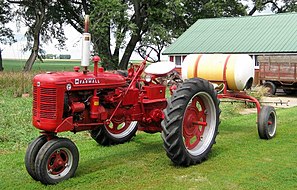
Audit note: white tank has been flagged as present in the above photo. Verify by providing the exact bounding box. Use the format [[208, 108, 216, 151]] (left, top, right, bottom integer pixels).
[[181, 54, 254, 91]]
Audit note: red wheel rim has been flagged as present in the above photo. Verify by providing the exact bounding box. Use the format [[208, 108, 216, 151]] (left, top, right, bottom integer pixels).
[[267, 111, 276, 136], [183, 96, 207, 150], [47, 149, 69, 175]]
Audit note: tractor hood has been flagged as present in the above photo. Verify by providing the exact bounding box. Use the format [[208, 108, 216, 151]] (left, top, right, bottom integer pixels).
[[33, 71, 126, 90]]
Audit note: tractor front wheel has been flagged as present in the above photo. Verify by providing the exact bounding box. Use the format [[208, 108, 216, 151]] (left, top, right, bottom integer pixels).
[[35, 138, 79, 185], [25, 135, 48, 181], [90, 120, 138, 146], [258, 105, 277, 139], [161, 78, 220, 166]]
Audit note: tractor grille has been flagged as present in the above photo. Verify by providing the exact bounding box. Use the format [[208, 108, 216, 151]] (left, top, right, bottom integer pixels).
[[33, 87, 37, 117], [33, 87, 57, 119]]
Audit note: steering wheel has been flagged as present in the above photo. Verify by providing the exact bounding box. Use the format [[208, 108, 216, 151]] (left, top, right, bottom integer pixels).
[[137, 45, 159, 63]]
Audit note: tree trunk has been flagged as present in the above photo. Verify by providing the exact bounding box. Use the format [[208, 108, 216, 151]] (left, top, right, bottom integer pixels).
[[94, 26, 115, 70], [24, 50, 38, 71], [0, 49, 3, 71], [23, 4, 45, 72], [118, 32, 141, 69]]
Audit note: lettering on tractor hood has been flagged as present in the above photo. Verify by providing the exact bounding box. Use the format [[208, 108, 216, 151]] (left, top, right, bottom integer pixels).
[[74, 78, 100, 85]]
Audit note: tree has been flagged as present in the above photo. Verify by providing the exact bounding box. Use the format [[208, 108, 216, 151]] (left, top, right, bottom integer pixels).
[[8, 0, 66, 71], [54, 0, 248, 70], [140, 0, 247, 61], [90, 0, 190, 69], [0, 0, 15, 71], [248, 0, 297, 15]]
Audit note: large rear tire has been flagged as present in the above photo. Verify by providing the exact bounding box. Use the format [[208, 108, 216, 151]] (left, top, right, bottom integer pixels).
[[161, 78, 220, 166], [90, 121, 138, 146]]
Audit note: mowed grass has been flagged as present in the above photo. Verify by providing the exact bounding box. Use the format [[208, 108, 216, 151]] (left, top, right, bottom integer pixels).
[[1, 93, 297, 189], [1, 61, 297, 189]]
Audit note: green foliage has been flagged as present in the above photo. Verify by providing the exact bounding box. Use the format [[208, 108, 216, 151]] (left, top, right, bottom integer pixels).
[[0, 0, 14, 45], [248, 0, 297, 15], [183, 0, 247, 26], [91, 0, 128, 69], [11, 0, 67, 51], [59, 54, 71, 59]]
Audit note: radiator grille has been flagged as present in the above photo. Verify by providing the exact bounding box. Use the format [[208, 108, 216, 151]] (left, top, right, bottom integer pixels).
[[33, 87, 37, 117], [33, 87, 57, 119]]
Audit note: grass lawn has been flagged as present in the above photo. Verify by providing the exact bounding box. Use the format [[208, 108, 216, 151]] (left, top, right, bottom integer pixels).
[[0, 93, 297, 189], [0, 62, 296, 189]]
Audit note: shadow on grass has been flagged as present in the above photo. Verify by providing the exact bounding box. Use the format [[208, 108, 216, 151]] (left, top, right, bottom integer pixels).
[[75, 133, 220, 178]]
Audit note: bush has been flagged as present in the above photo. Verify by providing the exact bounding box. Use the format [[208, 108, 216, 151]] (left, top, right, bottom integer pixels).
[[59, 54, 71, 59], [245, 85, 269, 108], [0, 72, 35, 97]]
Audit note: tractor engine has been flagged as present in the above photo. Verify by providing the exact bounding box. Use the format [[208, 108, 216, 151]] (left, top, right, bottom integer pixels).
[[32, 69, 127, 133]]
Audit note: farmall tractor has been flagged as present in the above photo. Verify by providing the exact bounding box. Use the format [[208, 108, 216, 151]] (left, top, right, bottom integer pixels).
[[25, 16, 277, 185]]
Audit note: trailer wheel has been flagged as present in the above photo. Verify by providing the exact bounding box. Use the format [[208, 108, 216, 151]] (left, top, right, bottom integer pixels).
[[161, 78, 220, 166], [90, 120, 138, 146], [263, 81, 276, 95], [258, 106, 277, 139], [25, 135, 47, 181], [35, 138, 79, 185]]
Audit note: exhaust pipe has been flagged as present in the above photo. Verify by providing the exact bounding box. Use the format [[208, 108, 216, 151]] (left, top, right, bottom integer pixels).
[[81, 15, 91, 67]]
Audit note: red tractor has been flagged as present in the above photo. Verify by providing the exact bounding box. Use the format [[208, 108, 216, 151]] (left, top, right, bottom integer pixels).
[[25, 17, 276, 185]]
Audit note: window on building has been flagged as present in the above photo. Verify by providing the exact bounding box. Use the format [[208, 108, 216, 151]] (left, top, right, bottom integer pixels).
[[175, 56, 181, 66]]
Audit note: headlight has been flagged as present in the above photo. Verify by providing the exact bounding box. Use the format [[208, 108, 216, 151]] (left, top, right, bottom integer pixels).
[[145, 75, 152, 82], [66, 83, 72, 91]]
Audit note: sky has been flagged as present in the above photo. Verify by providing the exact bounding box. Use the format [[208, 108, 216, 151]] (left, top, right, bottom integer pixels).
[[1, 1, 274, 61]]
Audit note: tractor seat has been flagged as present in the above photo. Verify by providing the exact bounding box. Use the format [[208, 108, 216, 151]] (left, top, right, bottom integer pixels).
[[144, 61, 176, 76]]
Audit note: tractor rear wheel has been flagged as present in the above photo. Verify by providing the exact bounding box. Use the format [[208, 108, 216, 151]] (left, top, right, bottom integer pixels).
[[35, 138, 79, 185], [161, 78, 220, 166], [258, 105, 277, 139], [90, 120, 138, 146], [25, 135, 47, 181]]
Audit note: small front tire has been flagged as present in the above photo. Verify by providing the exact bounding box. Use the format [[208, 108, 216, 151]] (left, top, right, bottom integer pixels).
[[25, 135, 47, 181], [35, 138, 79, 185], [258, 105, 277, 139]]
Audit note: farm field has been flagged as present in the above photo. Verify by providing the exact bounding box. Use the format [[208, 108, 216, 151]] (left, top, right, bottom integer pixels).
[[2, 59, 143, 72], [2, 59, 81, 72], [1, 60, 297, 189]]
